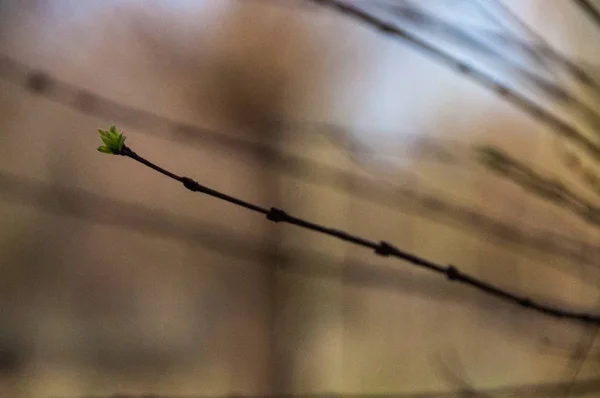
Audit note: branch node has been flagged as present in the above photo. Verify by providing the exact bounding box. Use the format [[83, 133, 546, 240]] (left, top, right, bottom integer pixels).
[[267, 207, 288, 222], [375, 241, 398, 256], [182, 177, 201, 192], [445, 265, 460, 280]]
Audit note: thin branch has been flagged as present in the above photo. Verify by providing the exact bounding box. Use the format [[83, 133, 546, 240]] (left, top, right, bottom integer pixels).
[[476, 146, 600, 227], [103, 136, 600, 325]]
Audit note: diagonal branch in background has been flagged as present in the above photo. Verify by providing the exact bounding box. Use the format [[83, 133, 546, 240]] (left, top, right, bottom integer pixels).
[[240, 0, 600, 93], [250, 0, 600, 92], [553, 143, 600, 200], [307, 0, 600, 165], [312, 0, 600, 205], [456, 0, 600, 201], [246, 0, 600, 186], [378, 2, 557, 82], [473, 0, 560, 72], [378, 1, 600, 135], [471, 0, 600, 200], [476, 146, 600, 227], [99, 128, 600, 325], [475, 0, 600, 92]]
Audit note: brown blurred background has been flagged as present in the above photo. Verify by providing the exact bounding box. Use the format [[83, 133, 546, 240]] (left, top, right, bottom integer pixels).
[[1, 0, 600, 397]]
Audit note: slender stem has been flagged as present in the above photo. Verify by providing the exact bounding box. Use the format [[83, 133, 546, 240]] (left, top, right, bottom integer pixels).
[[121, 145, 183, 182], [115, 143, 600, 326], [120, 145, 270, 215]]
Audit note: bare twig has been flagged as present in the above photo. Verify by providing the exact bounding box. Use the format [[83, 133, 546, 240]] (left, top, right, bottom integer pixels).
[[97, 132, 600, 325]]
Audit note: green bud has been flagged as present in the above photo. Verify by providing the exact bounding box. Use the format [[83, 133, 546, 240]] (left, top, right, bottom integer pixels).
[[97, 125, 126, 155]]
